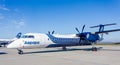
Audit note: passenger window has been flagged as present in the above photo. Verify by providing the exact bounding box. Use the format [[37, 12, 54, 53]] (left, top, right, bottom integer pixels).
[[21, 35, 34, 38], [28, 36, 34, 38]]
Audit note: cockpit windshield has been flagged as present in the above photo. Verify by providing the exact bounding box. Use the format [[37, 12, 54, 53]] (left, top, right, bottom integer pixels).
[[21, 35, 34, 38]]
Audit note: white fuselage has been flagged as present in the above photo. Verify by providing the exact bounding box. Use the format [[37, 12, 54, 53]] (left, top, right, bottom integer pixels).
[[7, 33, 91, 49]]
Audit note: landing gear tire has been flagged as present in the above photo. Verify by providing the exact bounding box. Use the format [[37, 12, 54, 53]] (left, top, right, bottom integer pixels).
[[18, 51, 23, 54], [17, 49, 23, 54], [62, 46, 67, 51], [18, 50, 23, 54], [92, 47, 97, 51]]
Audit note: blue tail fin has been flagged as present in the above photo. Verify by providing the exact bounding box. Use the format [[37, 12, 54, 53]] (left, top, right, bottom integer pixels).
[[16, 32, 22, 39]]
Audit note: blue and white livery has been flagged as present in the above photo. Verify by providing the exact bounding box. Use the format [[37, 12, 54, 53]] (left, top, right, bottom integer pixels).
[[7, 23, 120, 54]]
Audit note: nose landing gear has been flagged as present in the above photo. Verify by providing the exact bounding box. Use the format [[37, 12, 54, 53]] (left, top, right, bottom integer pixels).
[[17, 49, 23, 54], [91, 43, 97, 51]]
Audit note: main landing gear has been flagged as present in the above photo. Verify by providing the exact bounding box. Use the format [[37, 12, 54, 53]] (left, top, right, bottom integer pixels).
[[92, 47, 97, 51], [17, 49, 23, 54], [62, 46, 67, 51], [91, 43, 97, 51]]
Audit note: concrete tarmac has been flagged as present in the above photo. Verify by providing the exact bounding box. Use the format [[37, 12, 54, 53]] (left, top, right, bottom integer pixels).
[[0, 46, 120, 65]]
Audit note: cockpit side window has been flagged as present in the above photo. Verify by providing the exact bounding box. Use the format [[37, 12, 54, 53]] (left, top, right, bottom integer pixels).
[[21, 35, 34, 38]]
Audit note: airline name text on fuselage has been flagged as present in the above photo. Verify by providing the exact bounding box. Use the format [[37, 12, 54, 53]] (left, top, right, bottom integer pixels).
[[24, 41, 39, 45]]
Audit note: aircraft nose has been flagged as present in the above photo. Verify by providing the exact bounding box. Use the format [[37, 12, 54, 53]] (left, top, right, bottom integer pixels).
[[7, 39, 24, 49], [7, 42, 18, 49], [7, 44, 13, 48]]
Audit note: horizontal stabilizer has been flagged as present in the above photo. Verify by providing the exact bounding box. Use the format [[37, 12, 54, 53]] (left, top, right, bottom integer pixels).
[[95, 29, 120, 34], [90, 23, 116, 28]]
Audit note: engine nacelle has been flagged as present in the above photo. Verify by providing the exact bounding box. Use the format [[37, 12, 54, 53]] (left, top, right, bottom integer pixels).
[[87, 33, 100, 42]]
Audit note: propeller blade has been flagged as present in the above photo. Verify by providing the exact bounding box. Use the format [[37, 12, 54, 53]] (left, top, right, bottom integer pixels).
[[76, 25, 86, 45], [75, 28, 80, 33], [48, 31, 50, 34], [82, 25, 85, 33], [52, 30, 55, 34]]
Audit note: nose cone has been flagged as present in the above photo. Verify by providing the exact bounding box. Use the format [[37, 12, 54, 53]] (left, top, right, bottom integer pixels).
[[7, 42, 18, 49], [7, 39, 24, 49], [7, 44, 12, 48], [7, 43, 16, 48]]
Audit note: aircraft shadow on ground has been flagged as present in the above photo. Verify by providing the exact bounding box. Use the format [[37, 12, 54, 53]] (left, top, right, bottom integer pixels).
[[23, 47, 103, 54], [102, 49, 120, 51], [0, 52, 7, 55]]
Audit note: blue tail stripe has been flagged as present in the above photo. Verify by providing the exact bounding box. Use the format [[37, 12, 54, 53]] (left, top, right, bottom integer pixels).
[[46, 34, 79, 44]]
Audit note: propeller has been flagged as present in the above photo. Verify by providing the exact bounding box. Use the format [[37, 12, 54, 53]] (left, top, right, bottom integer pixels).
[[75, 25, 86, 45], [48, 30, 55, 34], [75, 23, 120, 46]]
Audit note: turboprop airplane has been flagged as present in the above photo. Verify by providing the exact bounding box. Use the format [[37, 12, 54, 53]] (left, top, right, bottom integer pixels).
[[7, 23, 120, 54], [0, 32, 22, 47]]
